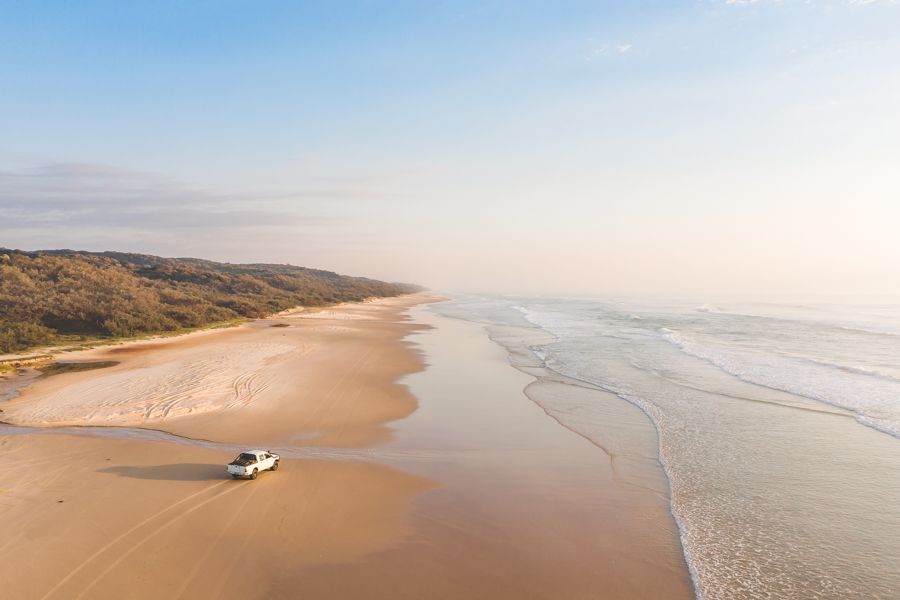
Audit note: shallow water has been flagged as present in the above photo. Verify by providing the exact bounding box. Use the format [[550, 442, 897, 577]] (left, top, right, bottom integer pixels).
[[434, 296, 900, 600]]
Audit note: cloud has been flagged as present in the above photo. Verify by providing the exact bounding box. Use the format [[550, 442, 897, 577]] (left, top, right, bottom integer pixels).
[[0, 162, 361, 234], [584, 41, 634, 61]]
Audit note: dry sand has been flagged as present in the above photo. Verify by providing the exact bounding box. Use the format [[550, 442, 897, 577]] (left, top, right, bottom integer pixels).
[[0, 294, 693, 599], [2, 297, 425, 449]]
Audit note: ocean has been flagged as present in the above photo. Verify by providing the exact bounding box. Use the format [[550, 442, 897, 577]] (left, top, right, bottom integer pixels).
[[433, 295, 900, 599]]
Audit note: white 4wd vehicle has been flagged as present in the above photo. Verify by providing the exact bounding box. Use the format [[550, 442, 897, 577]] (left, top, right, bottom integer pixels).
[[227, 450, 280, 480]]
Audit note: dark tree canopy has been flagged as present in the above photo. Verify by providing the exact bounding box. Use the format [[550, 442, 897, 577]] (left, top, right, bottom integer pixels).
[[0, 249, 421, 353]]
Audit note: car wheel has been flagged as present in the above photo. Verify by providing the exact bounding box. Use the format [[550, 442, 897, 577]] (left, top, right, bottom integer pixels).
[[271, 461, 279, 471], [250, 469, 258, 480]]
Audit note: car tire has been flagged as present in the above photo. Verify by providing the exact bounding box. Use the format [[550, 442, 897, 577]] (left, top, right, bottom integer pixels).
[[250, 469, 258, 480], [272, 461, 279, 471]]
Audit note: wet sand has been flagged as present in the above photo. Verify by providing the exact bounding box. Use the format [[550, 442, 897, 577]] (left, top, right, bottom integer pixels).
[[0, 295, 693, 599], [0, 434, 432, 600], [306, 305, 694, 599]]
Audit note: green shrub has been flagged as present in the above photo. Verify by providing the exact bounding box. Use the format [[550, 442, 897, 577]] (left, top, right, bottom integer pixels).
[[0, 249, 420, 352], [0, 322, 55, 353]]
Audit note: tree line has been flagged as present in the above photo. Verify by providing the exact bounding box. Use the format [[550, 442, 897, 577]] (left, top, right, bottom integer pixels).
[[0, 249, 420, 353]]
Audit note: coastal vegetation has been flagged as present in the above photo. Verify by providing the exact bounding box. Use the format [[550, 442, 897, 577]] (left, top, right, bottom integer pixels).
[[0, 249, 420, 353]]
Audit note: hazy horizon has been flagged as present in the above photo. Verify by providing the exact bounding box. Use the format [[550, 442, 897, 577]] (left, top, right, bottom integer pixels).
[[2, 1, 899, 296]]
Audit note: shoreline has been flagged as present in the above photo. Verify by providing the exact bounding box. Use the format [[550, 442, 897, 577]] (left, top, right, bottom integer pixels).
[[474, 319, 699, 595], [463, 296, 900, 598], [0, 293, 696, 599], [392, 304, 695, 598], [503, 335, 702, 598]]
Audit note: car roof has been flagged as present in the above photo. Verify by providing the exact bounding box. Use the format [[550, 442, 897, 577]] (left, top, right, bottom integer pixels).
[[245, 449, 267, 455]]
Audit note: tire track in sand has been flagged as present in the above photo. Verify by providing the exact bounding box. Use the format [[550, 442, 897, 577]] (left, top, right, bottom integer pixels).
[[210, 471, 292, 599], [40, 480, 231, 600], [72, 481, 246, 600], [172, 479, 264, 599]]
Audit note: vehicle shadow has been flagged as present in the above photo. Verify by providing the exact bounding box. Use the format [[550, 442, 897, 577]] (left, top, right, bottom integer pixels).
[[99, 463, 230, 481]]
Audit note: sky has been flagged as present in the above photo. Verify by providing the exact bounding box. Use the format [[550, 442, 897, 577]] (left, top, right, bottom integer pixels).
[[1, 0, 899, 295]]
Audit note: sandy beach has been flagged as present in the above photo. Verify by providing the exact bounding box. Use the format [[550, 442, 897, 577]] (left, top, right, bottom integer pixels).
[[0, 294, 693, 599]]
